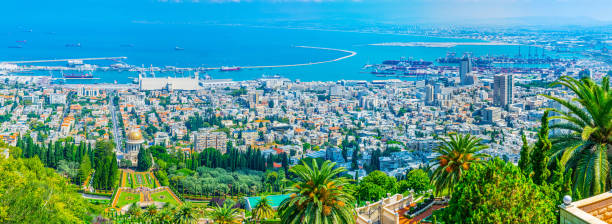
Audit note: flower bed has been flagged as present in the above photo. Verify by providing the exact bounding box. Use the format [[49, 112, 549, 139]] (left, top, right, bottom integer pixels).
[[405, 197, 435, 218]]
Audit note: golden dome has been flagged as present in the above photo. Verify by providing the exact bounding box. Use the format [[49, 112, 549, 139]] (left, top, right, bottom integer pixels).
[[127, 129, 144, 141]]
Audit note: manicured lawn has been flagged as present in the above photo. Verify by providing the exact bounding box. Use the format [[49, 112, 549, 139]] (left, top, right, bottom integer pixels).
[[151, 190, 180, 206], [116, 191, 140, 208], [145, 173, 157, 188]]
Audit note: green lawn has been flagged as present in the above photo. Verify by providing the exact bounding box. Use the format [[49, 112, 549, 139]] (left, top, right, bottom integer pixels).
[[151, 190, 180, 206], [132, 173, 156, 189], [116, 191, 140, 208]]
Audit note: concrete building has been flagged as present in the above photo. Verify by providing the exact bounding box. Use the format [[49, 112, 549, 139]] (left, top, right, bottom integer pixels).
[[193, 129, 228, 153], [154, 132, 170, 146], [484, 107, 502, 124], [49, 94, 67, 105], [139, 72, 200, 91], [78, 86, 101, 97], [460, 56, 472, 85], [425, 85, 434, 105], [242, 130, 258, 146], [325, 147, 345, 163], [494, 74, 514, 108]]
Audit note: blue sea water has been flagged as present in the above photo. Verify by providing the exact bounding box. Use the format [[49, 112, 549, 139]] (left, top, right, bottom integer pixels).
[[0, 23, 567, 83]]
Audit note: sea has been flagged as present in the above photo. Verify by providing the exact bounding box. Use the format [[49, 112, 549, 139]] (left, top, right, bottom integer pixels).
[[0, 23, 573, 84]]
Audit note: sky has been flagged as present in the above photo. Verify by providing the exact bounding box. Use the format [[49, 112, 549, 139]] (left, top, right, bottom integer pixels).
[[3, 0, 612, 27]]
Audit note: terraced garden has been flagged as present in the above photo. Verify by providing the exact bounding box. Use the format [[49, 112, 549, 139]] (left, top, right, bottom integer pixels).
[[150, 190, 181, 206], [114, 191, 140, 208], [111, 169, 181, 211]]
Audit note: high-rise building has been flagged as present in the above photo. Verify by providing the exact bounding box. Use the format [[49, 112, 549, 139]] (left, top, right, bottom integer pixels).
[[493, 74, 514, 108], [459, 56, 472, 85], [425, 85, 434, 105], [193, 129, 228, 153]]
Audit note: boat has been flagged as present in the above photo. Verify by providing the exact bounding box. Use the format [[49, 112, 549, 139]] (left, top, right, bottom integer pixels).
[[175, 46, 185, 51], [63, 73, 94, 79], [371, 70, 395, 75], [16, 40, 27, 43], [220, 66, 241, 71], [8, 45, 23, 49], [65, 43, 81, 47]]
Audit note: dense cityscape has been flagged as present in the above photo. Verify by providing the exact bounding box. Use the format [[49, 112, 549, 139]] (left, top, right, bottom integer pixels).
[[2, 0, 612, 224]]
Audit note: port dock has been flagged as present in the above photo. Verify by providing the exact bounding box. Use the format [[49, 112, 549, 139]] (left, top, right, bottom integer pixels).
[[0, 57, 127, 64]]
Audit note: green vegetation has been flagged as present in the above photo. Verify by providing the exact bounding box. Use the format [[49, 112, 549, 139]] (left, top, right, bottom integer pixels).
[[401, 169, 431, 194], [0, 156, 101, 223], [116, 191, 140, 208], [208, 202, 241, 224], [278, 160, 355, 223], [356, 170, 396, 202], [543, 76, 612, 199], [137, 148, 152, 171], [438, 158, 556, 223], [151, 190, 180, 206], [169, 166, 265, 196], [252, 196, 275, 222], [92, 141, 119, 190], [431, 133, 489, 195]]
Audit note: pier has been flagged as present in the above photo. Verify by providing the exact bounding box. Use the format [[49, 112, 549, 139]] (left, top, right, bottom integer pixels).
[[207, 46, 357, 70], [0, 57, 127, 64]]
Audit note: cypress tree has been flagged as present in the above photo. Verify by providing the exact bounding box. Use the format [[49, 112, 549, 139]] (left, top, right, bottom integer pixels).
[[532, 111, 552, 185], [518, 132, 532, 174]]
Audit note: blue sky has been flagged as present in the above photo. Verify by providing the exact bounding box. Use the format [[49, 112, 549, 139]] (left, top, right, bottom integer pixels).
[[3, 0, 612, 26]]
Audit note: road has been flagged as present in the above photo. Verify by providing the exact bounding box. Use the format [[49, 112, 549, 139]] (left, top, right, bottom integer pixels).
[[109, 91, 123, 153]]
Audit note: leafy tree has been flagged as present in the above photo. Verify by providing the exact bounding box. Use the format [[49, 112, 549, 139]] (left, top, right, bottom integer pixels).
[[543, 76, 612, 198], [431, 133, 489, 195], [404, 169, 431, 193], [0, 156, 101, 223], [439, 158, 556, 223], [278, 160, 355, 223], [137, 148, 152, 171], [357, 170, 396, 201], [252, 196, 274, 222]]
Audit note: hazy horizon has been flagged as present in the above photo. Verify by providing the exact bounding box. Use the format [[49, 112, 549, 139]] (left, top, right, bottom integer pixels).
[[4, 0, 612, 28]]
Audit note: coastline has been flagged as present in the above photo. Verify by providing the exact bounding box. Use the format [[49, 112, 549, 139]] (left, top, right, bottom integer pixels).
[[223, 46, 357, 69], [369, 42, 519, 48]]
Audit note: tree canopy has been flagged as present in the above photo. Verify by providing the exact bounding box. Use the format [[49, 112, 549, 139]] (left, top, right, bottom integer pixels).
[[0, 156, 101, 223], [439, 158, 556, 223]]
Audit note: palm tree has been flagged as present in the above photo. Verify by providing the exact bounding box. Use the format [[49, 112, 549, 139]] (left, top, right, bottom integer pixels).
[[431, 133, 489, 195], [156, 207, 174, 224], [144, 204, 158, 222], [544, 76, 612, 198], [277, 160, 355, 224], [252, 196, 274, 222], [126, 203, 142, 219], [173, 203, 197, 224], [207, 203, 241, 224]]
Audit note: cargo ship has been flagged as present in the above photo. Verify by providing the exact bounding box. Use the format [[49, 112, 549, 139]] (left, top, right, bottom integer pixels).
[[220, 66, 241, 71], [382, 59, 433, 66], [63, 73, 94, 79]]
